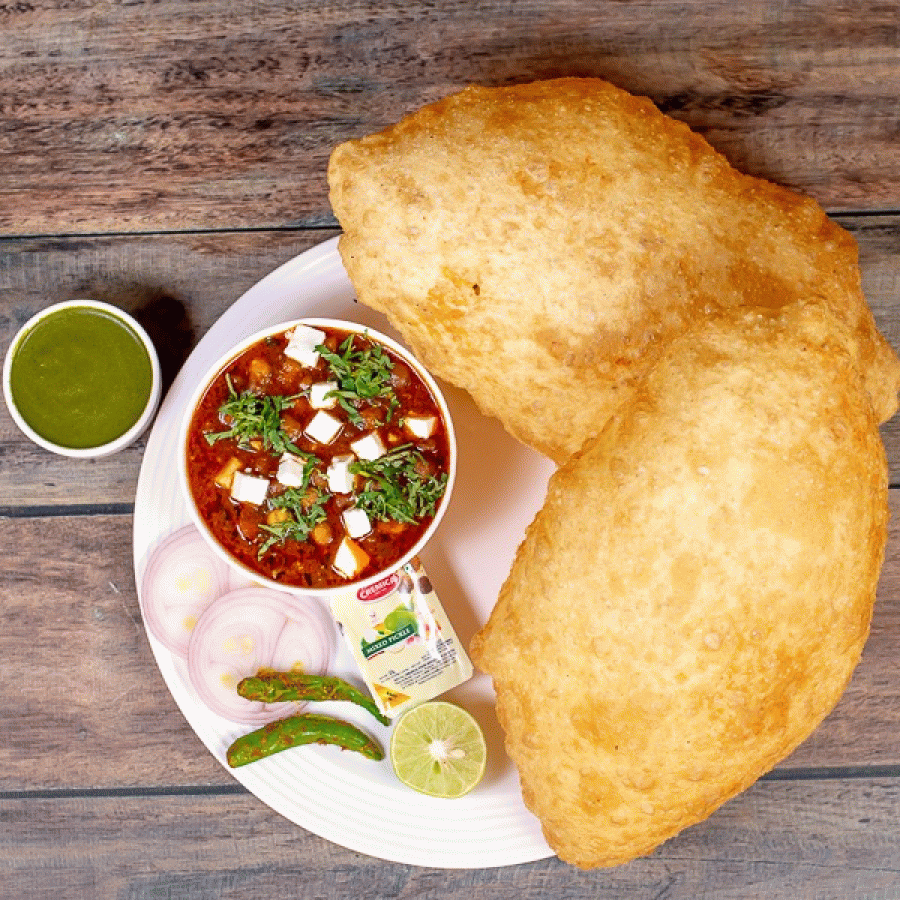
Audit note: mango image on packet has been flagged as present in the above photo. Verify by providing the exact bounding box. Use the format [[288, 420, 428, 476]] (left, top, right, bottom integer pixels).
[[329, 557, 473, 718]]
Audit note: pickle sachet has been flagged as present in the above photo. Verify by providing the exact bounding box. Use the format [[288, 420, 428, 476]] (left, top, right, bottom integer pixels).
[[329, 557, 473, 719]]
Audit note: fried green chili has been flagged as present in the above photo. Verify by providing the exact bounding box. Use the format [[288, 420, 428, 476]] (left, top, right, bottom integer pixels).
[[226, 713, 384, 768], [237, 671, 390, 725]]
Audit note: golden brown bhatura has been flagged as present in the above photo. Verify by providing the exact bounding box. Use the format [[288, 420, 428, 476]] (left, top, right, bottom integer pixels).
[[327, 78, 900, 868], [328, 78, 900, 463], [471, 304, 889, 867]]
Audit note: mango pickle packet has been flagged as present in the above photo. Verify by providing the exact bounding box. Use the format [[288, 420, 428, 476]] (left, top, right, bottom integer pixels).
[[329, 557, 473, 719]]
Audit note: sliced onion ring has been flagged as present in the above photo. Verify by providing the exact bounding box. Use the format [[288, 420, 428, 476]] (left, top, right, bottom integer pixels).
[[187, 587, 337, 724], [140, 524, 230, 658]]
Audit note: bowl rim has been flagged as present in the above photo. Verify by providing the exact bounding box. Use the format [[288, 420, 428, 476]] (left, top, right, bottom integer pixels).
[[179, 316, 457, 598], [2, 298, 163, 459]]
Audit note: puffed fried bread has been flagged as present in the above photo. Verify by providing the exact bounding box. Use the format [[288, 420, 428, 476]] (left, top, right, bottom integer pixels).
[[469, 303, 889, 868], [328, 78, 900, 462]]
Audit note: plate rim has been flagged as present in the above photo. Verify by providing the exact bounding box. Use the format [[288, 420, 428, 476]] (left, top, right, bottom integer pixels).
[[132, 236, 554, 869]]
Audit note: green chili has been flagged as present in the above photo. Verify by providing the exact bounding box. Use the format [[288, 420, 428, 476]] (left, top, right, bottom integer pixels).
[[226, 713, 384, 768], [238, 671, 390, 726]]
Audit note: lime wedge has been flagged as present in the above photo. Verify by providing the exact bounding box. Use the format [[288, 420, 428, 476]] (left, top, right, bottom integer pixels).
[[390, 701, 487, 798]]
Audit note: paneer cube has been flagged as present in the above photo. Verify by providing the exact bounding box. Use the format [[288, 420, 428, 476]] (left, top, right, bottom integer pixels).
[[230, 471, 270, 506], [304, 410, 343, 445], [276, 452, 307, 488], [404, 414, 437, 440], [309, 381, 339, 410], [351, 430, 386, 461], [342, 506, 372, 539], [326, 454, 356, 494], [333, 536, 370, 580], [284, 325, 326, 368]]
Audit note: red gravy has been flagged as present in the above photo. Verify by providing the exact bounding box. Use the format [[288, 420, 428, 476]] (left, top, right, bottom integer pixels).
[[186, 326, 450, 588]]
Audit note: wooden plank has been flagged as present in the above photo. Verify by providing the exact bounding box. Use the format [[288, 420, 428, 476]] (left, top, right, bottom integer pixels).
[[0, 228, 339, 374], [852, 214, 900, 480], [2, 1, 900, 234], [3, 218, 900, 510], [0, 229, 339, 508], [1, 779, 900, 898], [1, 506, 900, 793], [849, 215, 900, 355], [0, 514, 230, 789]]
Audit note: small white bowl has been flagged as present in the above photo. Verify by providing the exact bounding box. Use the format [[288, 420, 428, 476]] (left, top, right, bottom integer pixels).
[[179, 317, 457, 598], [3, 299, 162, 458]]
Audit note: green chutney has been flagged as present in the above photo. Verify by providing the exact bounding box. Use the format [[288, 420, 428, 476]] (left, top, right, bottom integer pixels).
[[9, 305, 153, 448]]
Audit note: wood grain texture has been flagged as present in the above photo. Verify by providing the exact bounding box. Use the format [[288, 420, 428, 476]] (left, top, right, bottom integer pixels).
[[2, 218, 900, 511], [4, 0, 900, 891], [0, 514, 229, 789], [2, 1, 900, 235], [1, 501, 899, 793], [1, 780, 900, 899], [0, 228, 339, 507]]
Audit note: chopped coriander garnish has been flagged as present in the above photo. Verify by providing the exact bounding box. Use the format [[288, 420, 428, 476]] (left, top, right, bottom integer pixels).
[[258, 487, 327, 557], [318, 334, 399, 426], [205, 375, 303, 455], [268, 485, 324, 515], [350, 445, 448, 523]]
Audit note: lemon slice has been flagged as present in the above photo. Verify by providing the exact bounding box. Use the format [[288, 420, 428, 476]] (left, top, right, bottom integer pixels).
[[390, 701, 487, 798]]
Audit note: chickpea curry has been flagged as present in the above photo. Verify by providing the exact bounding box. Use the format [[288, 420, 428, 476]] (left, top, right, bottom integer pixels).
[[185, 324, 451, 588]]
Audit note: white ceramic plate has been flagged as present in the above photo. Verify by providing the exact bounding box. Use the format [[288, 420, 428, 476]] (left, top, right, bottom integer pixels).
[[133, 236, 557, 868]]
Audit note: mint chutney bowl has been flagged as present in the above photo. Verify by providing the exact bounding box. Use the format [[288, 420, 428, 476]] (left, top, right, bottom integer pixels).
[[3, 299, 162, 458]]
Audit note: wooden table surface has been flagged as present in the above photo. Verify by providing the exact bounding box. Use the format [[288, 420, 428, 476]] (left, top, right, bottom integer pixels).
[[3, 2, 900, 897]]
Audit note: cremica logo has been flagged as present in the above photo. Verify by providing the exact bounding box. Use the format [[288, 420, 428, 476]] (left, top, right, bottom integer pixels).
[[357, 572, 400, 602]]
